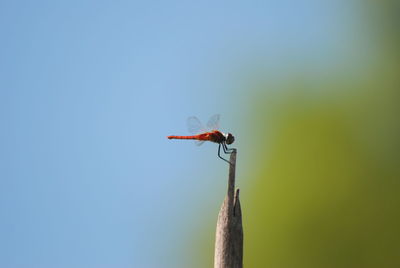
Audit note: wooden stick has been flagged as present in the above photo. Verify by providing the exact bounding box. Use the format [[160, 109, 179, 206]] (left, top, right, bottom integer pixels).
[[214, 149, 243, 268]]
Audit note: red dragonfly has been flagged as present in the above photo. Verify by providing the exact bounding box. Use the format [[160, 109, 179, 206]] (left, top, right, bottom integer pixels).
[[167, 114, 235, 164]]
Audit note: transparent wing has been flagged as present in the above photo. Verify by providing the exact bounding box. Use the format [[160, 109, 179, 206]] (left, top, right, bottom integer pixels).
[[195, 140, 206, 146], [206, 114, 220, 130], [187, 116, 206, 134]]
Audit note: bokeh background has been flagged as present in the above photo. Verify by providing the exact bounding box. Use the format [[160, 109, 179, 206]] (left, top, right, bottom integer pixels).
[[1, 1, 399, 267]]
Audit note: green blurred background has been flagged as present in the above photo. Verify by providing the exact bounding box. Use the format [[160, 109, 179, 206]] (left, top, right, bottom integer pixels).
[[195, 1, 400, 267]]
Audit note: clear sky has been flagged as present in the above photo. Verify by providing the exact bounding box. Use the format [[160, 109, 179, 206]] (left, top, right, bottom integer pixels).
[[0, 1, 356, 267]]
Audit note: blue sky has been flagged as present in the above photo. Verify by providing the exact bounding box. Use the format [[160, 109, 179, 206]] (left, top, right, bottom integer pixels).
[[0, 1, 359, 267]]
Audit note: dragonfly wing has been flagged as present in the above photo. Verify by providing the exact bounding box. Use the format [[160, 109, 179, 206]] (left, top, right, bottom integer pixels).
[[187, 116, 205, 134], [206, 114, 220, 130], [195, 140, 206, 146]]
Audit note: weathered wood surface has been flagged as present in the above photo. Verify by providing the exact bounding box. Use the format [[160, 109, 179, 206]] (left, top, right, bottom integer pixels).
[[214, 149, 243, 268]]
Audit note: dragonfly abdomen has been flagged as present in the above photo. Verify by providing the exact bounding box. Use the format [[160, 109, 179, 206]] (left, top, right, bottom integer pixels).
[[167, 134, 207, 140], [168, 131, 225, 143]]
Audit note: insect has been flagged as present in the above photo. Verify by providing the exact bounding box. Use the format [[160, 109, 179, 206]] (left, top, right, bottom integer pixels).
[[167, 114, 235, 164]]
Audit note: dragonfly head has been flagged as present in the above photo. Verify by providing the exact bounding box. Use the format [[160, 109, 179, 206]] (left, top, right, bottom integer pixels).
[[226, 133, 235, 145]]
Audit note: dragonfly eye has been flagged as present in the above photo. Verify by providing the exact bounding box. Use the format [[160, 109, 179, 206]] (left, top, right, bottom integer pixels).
[[226, 133, 235, 145]]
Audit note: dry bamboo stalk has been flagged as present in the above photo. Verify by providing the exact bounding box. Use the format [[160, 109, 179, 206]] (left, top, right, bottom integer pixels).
[[214, 149, 243, 268]]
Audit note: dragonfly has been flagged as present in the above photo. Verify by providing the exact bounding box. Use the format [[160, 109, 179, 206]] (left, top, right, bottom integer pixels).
[[167, 114, 235, 164]]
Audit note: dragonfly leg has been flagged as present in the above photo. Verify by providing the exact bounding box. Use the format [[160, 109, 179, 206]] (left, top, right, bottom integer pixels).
[[222, 142, 235, 153], [218, 143, 231, 164]]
